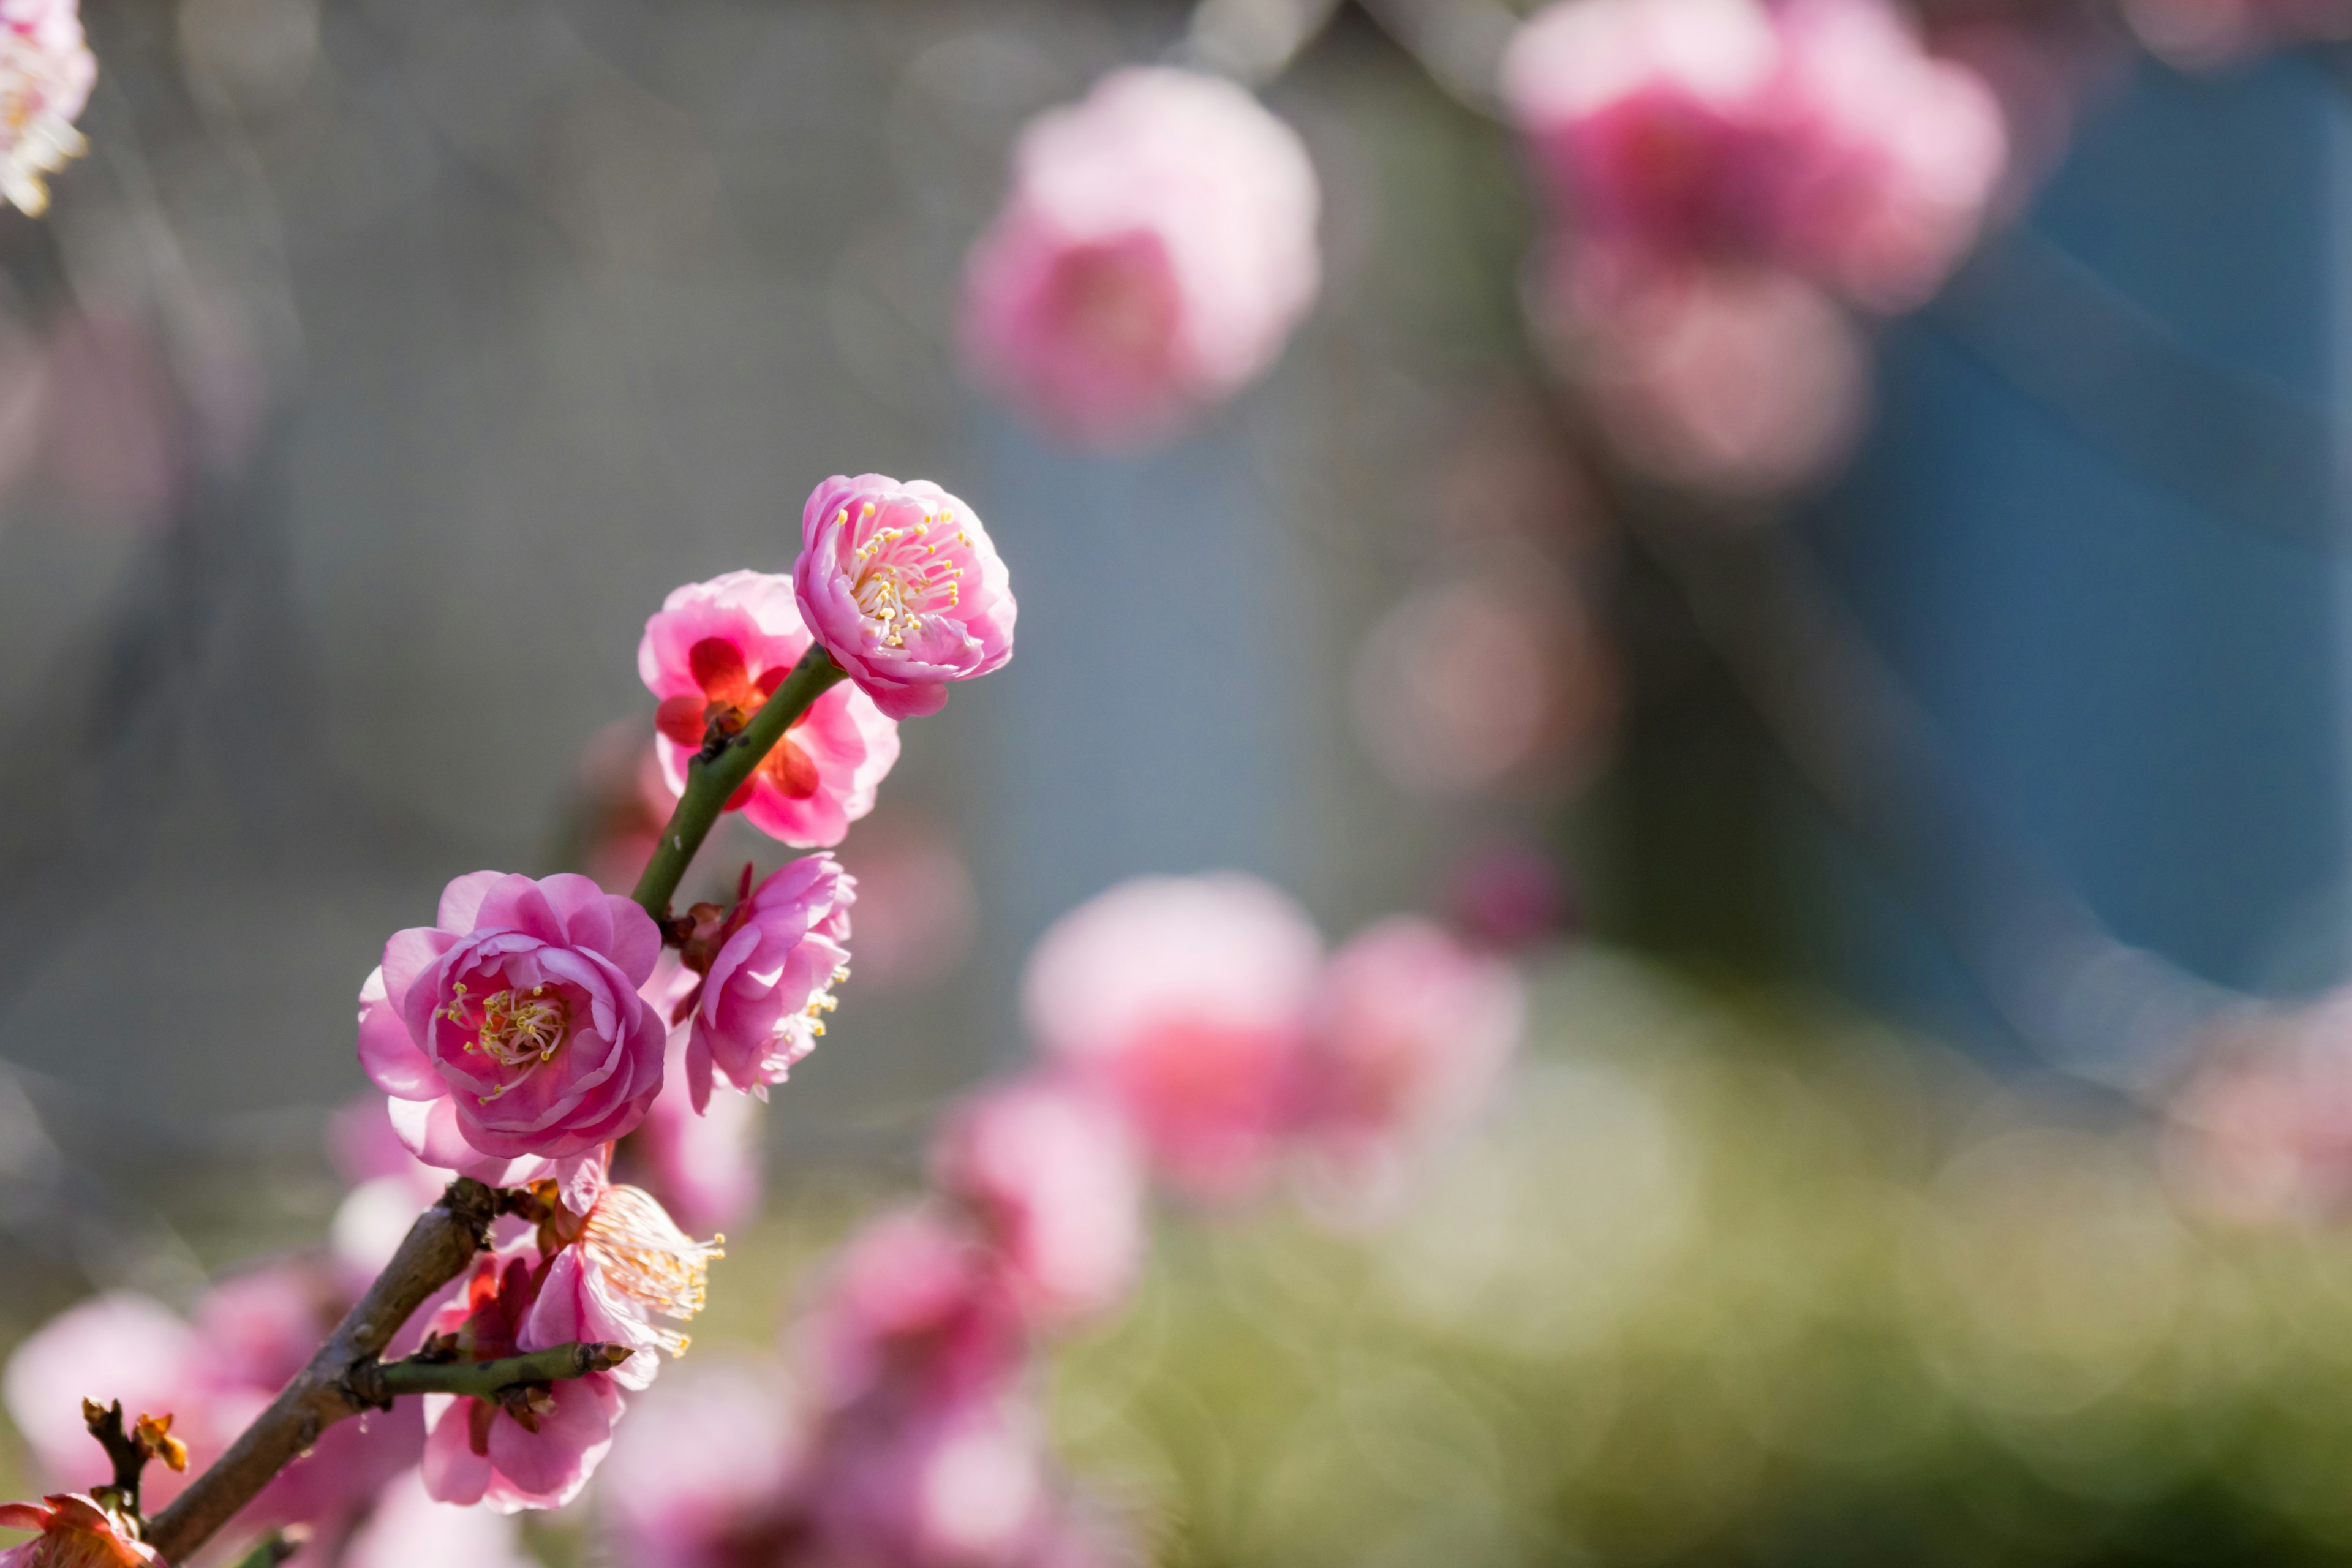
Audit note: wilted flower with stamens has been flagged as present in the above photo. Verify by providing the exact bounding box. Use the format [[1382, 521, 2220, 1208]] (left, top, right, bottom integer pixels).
[[418, 1251, 627, 1513], [639, 571, 900, 849], [0, 0, 94, 219], [794, 474, 1015, 720], [526, 1148, 723, 1390], [358, 871, 667, 1165], [0, 1493, 157, 1567], [673, 854, 856, 1111]]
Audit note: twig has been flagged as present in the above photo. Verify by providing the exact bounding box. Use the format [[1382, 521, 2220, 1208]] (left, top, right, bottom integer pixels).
[[630, 642, 845, 923], [143, 1178, 500, 1566], [226, 1526, 308, 1568], [350, 1341, 633, 1405]]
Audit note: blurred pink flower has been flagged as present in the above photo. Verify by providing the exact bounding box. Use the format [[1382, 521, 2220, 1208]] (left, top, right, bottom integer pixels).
[[2164, 994, 2352, 1226], [797, 1205, 1026, 1412], [960, 66, 1321, 448], [1548, 252, 1869, 496], [639, 571, 900, 849], [1503, 0, 2004, 311], [932, 1076, 1145, 1325], [673, 854, 856, 1111], [1443, 842, 1575, 951], [812, 1393, 1049, 1568], [2, 1294, 198, 1507], [524, 1148, 721, 1392], [794, 474, 1016, 721], [599, 1355, 804, 1568], [1023, 874, 1322, 1200], [0, 0, 92, 218], [1294, 918, 1525, 1208], [358, 870, 666, 1166], [837, 813, 978, 994], [618, 1028, 765, 1237], [419, 1251, 627, 1513], [341, 1468, 541, 1568], [0, 1494, 156, 1568]]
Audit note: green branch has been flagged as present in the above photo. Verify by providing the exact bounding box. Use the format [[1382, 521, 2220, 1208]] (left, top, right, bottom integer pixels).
[[352, 1341, 634, 1406], [631, 642, 846, 921]]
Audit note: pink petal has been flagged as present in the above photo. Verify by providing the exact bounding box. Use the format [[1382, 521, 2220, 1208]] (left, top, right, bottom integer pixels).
[[359, 988, 441, 1101], [421, 1403, 492, 1506], [437, 872, 505, 935], [538, 873, 615, 957]]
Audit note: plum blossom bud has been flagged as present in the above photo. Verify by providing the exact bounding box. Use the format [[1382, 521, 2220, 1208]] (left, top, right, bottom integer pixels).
[[960, 66, 1321, 448], [671, 854, 856, 1111], [794, 474, 1014, 720], [358, 871, 667, 1166], [0, 0, 94, 219], [638, 571, 900, 848], [1022, 874, 1322, 1200], [0, 1494, 157, 1567], [1293, 918, 1525, 1210], [932, 1076, 1144, 1325]]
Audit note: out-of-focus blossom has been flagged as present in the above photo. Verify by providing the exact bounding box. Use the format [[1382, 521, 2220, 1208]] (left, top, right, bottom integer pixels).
[[618, 1029, 765, 1237], [2118, 0, 2350, 67], [932, 1076, 1145, 1325], [1502, 0, 2005, 311], [1548, 255, 1869, 496], [42, 312, 181, 528], [2163, 995, 2352, 1226], [0, 1494, 155, 1567], [1443, 841, 1576, 952], [797, 1205, 1027, 1411], [673, 854, 856, 1111], [1293, 918, 1525, 1209], [599, 1356, 804, 1568], [960, 66, 1321, 448], [325, 1095, 450, 1284], [1351, 571, 1619, 797], [1023, 874, 1322, 1200], [525, 1148, 721, 1390], [358, 870, 666, 1167], [812, 1393, 1050, 1568], [639, 571, 900, 850], [3, 1295, 198, 1506], [794, 474, 1015, 721], [572, 720, 678, 896], [418, 1252, 627, 1513], [837, 813, 978, 994], [0, 0, 92, 218], [341, 1468, 541, 1568]]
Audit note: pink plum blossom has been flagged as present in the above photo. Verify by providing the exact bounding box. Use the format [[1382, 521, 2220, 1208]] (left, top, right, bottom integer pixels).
[[341, 1468, 541, 1568], [932, 1076, 1144, 1325], [358, 870, 666, 1167], [600, 1356, 804, 1568], [638, 571, 900, 848], [3, 1295, 198, 1506], [1022, 874, 1322, 1200], [671, 854, 856, 1111], [524, 1147, 722, 1392], [797, 1205, 1026, 1412], [811, 1393, 1050, 1568], [1293, 918, 1525, 1210], [0, 0, 94, 219], [0, 1494, 157, 1567], [794, 475, 1015, 720], [418, 1251, 627, 1513], [960, 66, 1321, 448]]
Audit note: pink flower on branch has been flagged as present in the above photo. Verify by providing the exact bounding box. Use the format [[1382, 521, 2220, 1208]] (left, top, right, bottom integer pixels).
[[669, 854, 856, 1112], [794, 474, 1014, 721], [358, 870, 667, 1167], [1022, 874, 1322, 1201], [638, 571, 900, 849], [960, 66, 1321, 448], [523, 1148, 723, 1392], [0, 1494, 157, 1567]]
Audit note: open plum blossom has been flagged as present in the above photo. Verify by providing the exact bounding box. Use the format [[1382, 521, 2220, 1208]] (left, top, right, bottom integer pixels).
[[960, 66, 1321, 448], [524, 1146, 723, 1390], [0, 0, 95, 218], [0, 1494, 156, 1567], [1504, 0, 2004, 311], [794, 475, 1014, 721], [1022, 874, 1322, 1200], [639, 571, 900, 848], [1294, 918, 1526, 1208], [359, 871, 666, 1168], [670, 854, 856, 1110], [419, 1251, 628, 1513], [932, 1076, 1144, 1325]]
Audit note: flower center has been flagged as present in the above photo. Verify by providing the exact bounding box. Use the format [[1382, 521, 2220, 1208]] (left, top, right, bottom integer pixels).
[[581, 1185, 725, 1356], [441, 982, 571, 1096], [842, 501, 968, 649]]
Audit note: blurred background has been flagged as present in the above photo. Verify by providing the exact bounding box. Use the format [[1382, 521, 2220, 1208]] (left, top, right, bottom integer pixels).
[[9, 0, 2352, 1561]]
